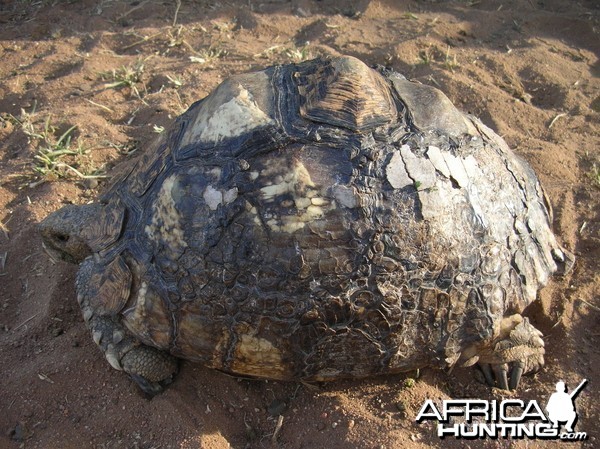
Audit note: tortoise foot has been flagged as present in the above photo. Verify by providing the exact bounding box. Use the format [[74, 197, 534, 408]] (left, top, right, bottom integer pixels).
[[122, 346, 179, 398], [83, 313, 178, 397], [476, 314, 545, 390]]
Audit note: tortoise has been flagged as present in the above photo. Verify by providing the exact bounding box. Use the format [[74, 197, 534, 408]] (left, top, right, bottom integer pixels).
[[39, 56, 573, 396]]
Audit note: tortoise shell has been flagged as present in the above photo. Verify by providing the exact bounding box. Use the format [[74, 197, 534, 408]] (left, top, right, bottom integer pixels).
[[40, 56, 572, 392]]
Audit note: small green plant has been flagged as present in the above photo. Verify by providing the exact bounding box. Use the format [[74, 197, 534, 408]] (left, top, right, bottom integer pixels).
[[8, 103, 37, 136], [29, 119, 85, 179], [166, 74, 183, 88], [404, 378, 416, 389], [189, 47, 229, 65], [253, 45, 284, 59], [19, 115, 104, 183], [102, 59, 147, 98], [166, 24, 186, 48], [5, 106, 103, 183], [444, 46, 460, 72], [589, 162, 600, 188], [285, 45, 312, 62], [418, 44, 434, 65]]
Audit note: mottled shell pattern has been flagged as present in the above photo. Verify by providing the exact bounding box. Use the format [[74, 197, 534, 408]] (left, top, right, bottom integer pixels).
[[70, 56, 569, 382]]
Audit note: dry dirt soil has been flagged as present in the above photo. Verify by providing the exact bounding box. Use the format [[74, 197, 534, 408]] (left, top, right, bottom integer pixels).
[[0, 0, 598, 448]]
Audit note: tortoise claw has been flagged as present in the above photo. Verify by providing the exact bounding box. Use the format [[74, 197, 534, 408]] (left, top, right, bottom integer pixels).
[[477, 361, 523, 390], [479, 363, 495, 387], [130, 373, 166, 398], [509, 360, 525, 390], [493, 364, 509, 390]]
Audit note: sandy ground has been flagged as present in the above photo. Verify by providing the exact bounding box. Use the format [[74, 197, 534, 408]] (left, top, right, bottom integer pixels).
[[0, 0, 598, 448]]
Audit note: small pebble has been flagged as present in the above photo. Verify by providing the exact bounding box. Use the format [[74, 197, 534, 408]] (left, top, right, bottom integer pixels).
[[83, 178, 98, 190], [9, 422, 24, 442], [267, 399, 286, 416]]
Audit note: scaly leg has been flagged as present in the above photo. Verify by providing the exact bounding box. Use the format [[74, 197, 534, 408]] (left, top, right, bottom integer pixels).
[[76, 256, 178, 397], [476, 314, 545, 390], [86, 314, 179, 397]]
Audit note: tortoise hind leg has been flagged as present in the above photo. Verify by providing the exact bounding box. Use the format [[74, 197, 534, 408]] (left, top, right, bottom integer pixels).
[[472, 314, 545, 390]]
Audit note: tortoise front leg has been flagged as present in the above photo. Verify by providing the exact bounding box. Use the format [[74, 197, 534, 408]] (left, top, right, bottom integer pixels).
[[76, 256, 178, 397], [86, 314, 179, 397], [475, 314, 545, 390]]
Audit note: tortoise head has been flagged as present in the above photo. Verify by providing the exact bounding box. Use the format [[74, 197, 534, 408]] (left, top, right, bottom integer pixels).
[[39, 203, 105, 264]]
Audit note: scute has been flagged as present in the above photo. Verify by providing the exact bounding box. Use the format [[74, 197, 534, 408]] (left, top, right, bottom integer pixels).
[[122, 279, 174, 350], [179, 71, 276, 148], [297, 55, 396, 131], [389, 75, 476, 137], [83, 255, 132, 316]]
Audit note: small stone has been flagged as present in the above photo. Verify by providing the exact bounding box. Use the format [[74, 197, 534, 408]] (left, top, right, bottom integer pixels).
[[267, 399, 287, 416], [295, 7, 311, 18], [83, 178, 99, 190], [245, 424, 258, 441], [9, 422, 24, 442], [348, 419, 355, 429], [331, 422, 338, 429]]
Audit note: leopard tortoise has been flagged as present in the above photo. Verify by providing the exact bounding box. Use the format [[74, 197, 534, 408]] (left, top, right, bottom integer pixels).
[[39, 56, 573, 396]]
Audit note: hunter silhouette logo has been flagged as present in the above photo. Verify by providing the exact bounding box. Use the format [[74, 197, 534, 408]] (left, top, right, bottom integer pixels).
[[416, 379, 588, 440], [546, 379, 587, 433]]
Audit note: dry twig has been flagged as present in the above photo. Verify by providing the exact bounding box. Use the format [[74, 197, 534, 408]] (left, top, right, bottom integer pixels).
[[271, 415, 284, 443]]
